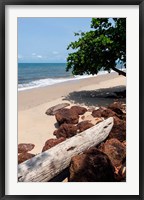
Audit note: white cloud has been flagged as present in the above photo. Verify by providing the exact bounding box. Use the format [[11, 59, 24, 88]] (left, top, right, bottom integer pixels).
[[37, 55, 42, 58], [32, 53, 36, 56]]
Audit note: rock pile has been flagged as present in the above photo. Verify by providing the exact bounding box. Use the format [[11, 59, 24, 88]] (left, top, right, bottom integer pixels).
[[67, 102, 126, 182], [18, 102, 126, 182]]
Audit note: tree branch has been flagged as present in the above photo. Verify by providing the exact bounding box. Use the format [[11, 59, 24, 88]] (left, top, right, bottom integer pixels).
[[112, 67, 126, 77]]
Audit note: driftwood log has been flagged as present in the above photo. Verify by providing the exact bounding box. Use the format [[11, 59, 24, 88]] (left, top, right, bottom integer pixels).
[[18, 117, 113, 182], [45, 103, 70, 115]]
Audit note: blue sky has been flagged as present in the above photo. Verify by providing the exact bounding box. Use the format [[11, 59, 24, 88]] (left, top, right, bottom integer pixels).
[[18, 18, 93, 63]]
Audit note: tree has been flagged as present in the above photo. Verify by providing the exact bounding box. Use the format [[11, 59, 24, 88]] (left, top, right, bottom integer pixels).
[[66, 18, 126, 77]]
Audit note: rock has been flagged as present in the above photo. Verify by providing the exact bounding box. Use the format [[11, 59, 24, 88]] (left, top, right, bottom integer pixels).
[[108, 102, 125, 115], [70, 106, 87, 115], [92, 107, 105, 118], [53, 124, 77, 138], [118, 162, 126, 180], [92, 114, 126, 142], [108, 119, 126, 142], [42, 137, 65, 152], [101, 108, 117, 118], [114, 161, 126, 182], [55, 108, 79, 125], [77, 120, 93, 133], [18, 143, 35, 153], [95, 117, 104, 124], [121, 114, 126, 121], [100, 138, 126, 167], [45, 103, 70, 115], [81, 115, 85, 120], [82, 113, 103, 125], [114, 167, 123, 181], [113, 116, 123, 125], [92, 107, 116, 118], [69, 147, 115, 182], [122, 140, 126, 147], [18, 153, 35, 164]]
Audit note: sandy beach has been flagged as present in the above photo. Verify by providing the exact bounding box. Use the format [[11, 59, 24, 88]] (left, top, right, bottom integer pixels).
[[18, 73, 126, 155]]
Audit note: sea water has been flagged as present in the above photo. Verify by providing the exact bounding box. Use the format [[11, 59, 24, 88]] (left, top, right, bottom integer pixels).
[[18, 63, 124, 91], [18, 63, 103, 91]]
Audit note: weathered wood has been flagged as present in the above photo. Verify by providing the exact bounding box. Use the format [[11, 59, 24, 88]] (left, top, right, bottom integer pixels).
[[18, 117, 113, 182], [45, 103, 70, 115]]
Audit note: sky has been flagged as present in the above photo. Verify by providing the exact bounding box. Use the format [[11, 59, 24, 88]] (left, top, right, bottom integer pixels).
[[18, 18, 92, 63]]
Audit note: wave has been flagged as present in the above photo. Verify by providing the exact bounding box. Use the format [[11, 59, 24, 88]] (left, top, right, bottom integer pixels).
[[18, 70, 109, 91]]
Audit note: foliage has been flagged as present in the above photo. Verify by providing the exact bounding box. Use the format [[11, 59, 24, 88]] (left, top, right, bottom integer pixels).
[[66, 18, 126, 76]]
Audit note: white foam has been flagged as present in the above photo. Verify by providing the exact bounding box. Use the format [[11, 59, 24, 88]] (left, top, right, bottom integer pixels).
[[18, 70, 108, 91]]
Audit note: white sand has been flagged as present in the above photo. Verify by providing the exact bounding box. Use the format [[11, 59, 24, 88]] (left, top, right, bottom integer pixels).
[[18, 73, 126, 154]]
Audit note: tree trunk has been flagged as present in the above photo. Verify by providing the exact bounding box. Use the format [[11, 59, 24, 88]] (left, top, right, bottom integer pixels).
[[18, 117, 113, 182], [112, 67, 126, 77]]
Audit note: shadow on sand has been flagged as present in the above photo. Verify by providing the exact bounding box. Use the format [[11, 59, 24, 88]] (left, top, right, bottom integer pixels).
[[63, 85, 126, 107]]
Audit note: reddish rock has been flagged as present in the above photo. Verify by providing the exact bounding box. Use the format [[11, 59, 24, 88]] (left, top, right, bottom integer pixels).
[[114, 168, 123, 181], [69, 147, 115, 182], [118, 162, 126, 180], [113, 116, 123, 125], [81, 115, 85, 120], [53, 124, 77, 138], [122, 140, 126, 147], [18, 143, 35, 153], [92, 107, 105, 118], [83, 113, 103, 125], [42, 137, 65, 152], [70, 106, 87, 115], [108, 119, 126, 142], [97, 141, 105, 151], [95, 117, 104, 124], [108, 102, 125, 115], [101, 109, 117, 118], [100, 138, 126, 167], [18, 152, 35, 164], [121, 114, 126, 121], [55, 108, 79, 125], [114, 161, 126, 182], [92, 107, 116, 118], [77, 120, 93, 133]]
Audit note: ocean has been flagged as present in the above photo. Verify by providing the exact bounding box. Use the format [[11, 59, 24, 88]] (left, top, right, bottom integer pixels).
[[18, 63, 103, 91], [18, 63, 124, 91]]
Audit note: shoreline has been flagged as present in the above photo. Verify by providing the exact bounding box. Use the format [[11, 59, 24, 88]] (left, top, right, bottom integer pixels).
[[18, 73, 126, 154], [18, 72, 124, 111], [18, 70, 114, 92]]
